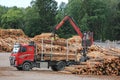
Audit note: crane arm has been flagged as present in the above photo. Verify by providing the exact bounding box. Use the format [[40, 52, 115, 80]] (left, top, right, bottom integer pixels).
[[53, 16, 94, 62], [54, 16, 83, 38]]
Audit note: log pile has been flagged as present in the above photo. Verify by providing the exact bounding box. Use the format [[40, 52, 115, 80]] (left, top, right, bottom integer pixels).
[[66, 45, 120, 76], [109, 48, 120, 54], [0, 29, 27, 38], [88, 45, 101, 52], [68, 36, 82, 44], [33, 33, 60, 41], [33, 34, 82, 61], [72, 57, 120, 76], [64, 44, 120, 76], [0, 29, 31, 52], [33, 33, 83, 55], [35, 41, 82, 54]]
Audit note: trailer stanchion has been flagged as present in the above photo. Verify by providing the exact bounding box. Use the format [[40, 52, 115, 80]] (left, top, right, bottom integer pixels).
[[50, 39, 53, 61], [35, 43, 37, 60], [75, 39, 78, 61], [66, 39, 69, 61], [41, 38, 44, 61]]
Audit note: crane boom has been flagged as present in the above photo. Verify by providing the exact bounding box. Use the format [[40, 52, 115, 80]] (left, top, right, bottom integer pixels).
[[52, 16, 94, 62], [54, 16, 83, 38]]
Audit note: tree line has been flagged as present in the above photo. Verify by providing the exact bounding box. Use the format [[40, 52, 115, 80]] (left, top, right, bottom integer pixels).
[[0, 0, 120, 40]]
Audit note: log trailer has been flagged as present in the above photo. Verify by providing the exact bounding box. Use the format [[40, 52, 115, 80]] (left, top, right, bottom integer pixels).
[[9, 16, 93, 71]]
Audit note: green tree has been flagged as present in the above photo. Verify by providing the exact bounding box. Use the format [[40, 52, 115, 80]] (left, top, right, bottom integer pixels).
[[65, 0, 107, 40], [55, 1, 84, 38], [55, 2, 71, 38], [0, 5, 8, 27], [23, 0, 58, 37], [66, 0, 83, 28], [104, 0, 120, 40], [1, 6, 24, 29], [111, 2, 120, 40], [82, 0, 107, 40], [34, 0, 58, 33], [24, 6, 40, 37]]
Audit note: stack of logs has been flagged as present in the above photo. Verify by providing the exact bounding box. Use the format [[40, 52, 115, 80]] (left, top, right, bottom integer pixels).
[[0, 29, 27, 38], [33, 33, 82, 61], [73, 57, 120, 76], [0, 29, 31, 52], [66, 46, 120, 76]]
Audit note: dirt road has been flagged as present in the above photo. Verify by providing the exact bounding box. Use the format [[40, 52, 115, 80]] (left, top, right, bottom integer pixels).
[[0, 53, 120, 80]]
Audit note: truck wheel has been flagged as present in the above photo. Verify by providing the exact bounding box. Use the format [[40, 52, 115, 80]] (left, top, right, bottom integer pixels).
[[51, 65, 57, 71], [22, 62, 31, 71], [56, 61, 66, 71], [16, 67, 23, 70]]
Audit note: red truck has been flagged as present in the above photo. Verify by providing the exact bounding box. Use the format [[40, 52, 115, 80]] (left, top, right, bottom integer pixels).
[[9, 16, 93, 71], [9, 41, 79, 71]]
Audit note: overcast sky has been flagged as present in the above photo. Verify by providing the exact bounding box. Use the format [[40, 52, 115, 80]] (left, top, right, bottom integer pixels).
[[0, 0, 68, 8]]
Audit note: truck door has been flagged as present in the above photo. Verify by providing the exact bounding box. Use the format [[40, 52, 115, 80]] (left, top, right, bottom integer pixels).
[[18, 46, 34, 65]]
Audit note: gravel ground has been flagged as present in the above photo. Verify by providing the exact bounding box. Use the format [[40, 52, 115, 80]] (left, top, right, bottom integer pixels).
[[0, 53, 120, 80]]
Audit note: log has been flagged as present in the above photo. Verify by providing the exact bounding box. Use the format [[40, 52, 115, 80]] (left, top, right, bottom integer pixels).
[[39, 39, 67, 46]]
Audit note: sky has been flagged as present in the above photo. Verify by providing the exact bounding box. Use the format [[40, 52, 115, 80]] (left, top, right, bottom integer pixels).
[[0, 0, 68, 8]]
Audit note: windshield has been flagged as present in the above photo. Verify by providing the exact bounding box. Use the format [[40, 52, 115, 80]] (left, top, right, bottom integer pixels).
[[12, 44, 20, 53]]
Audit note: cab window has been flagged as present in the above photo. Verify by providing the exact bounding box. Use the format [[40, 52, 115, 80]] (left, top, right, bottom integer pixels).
[[21, 47, 27, 52]]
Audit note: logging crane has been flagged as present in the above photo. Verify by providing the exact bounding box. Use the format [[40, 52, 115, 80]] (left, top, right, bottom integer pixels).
[[52, 16, 93, 61]]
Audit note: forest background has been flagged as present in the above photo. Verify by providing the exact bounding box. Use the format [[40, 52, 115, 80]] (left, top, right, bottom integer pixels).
[[0, 0, 120, 41]]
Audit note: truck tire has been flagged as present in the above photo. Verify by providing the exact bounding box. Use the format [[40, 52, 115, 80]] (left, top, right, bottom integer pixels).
[[16, 67, 23, 70], [51, 65, 57, 71], [22, 62, 31, 71], [56, 61, 66, 71]]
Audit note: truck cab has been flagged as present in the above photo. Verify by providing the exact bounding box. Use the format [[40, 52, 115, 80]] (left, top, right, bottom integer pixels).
[[9, 43, 35, 70]]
